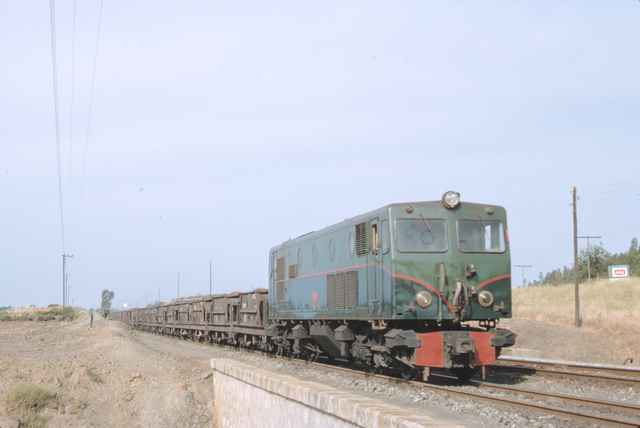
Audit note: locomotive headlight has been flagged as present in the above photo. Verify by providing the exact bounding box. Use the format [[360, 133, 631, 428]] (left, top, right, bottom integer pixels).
[[478, 290, 494, 308], [415, 291, 433, 308], [442, 191, 461, 209]]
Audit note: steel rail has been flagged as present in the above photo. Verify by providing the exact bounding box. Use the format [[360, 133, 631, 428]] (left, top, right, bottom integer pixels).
[[492, 364, 640, 385], [499, 355, 640, 373], [469, 379, 640, 421], [304, 363, 640, 428], [492, 359, 640, 385]]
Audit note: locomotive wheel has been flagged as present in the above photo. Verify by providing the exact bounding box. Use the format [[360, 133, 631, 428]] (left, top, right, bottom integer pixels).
[[399, 368, 418, 380], [452, 367, 477, 382]]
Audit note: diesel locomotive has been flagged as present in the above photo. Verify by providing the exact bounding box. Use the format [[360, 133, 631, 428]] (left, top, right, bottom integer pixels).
[[121, 191, 515, 380]]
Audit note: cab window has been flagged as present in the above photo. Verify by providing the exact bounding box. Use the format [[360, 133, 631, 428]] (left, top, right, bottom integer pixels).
[[457, 220, 505, 253], [396, 218, 447, 253]]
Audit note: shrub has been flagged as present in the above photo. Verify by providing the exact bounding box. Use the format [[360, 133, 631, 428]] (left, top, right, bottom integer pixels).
[[5, 384, 56, 414]]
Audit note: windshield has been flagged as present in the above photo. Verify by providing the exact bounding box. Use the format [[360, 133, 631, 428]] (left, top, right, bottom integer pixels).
[[396, 219, 447, 253], [457, 220, 505, 253]]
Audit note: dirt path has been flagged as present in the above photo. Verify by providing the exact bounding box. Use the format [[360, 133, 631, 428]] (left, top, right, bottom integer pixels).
[[0, 316, 214, 428]]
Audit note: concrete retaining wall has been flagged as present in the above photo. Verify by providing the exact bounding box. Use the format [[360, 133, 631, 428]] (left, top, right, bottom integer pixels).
[[210, 358, 461, 428]]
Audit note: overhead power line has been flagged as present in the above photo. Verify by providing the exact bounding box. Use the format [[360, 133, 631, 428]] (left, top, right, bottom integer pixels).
[[577, 235, 603, 282], [69, 0, 77, 179], [513, 264, 533, 286], [81, 0, 105, 182], [48, 0, 66, 252]]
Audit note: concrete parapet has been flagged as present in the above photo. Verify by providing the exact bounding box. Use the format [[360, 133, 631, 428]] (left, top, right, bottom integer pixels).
[[210, 358, 462, 428]]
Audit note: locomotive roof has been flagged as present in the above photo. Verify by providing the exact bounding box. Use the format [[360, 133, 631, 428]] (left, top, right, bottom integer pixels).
[[272, 200, 505, 250]]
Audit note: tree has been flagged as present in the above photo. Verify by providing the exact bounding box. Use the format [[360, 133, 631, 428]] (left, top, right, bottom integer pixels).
[[101, 290, 115, 318], [577, 245, 610, 281], [630, 237, 639, 254]]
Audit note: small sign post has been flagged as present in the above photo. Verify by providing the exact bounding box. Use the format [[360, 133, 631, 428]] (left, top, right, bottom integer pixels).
[[608, 264, 630, 281]]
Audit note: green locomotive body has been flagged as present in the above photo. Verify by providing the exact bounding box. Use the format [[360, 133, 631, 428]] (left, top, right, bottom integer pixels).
[[269, 194, 512, 324]]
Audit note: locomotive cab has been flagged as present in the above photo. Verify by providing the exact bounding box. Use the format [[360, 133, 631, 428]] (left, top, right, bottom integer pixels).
[[387, 192, 515, 378], [389, 193, 512, 324]]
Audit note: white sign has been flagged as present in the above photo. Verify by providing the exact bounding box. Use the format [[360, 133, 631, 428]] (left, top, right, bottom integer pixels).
[[608, 264, 630, 280]]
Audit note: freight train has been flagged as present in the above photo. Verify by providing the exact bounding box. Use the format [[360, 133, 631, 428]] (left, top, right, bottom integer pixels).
[[120, 191, 515, 380]]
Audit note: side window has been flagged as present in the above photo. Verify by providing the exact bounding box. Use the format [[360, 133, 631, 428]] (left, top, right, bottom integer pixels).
[[371, 223, 379, 254], [297, 248, 303, 269], [312, 243, 319, 268], [328, 239, 336, 261], [381, 220, 389, 253], [270, 252, 275, 280]]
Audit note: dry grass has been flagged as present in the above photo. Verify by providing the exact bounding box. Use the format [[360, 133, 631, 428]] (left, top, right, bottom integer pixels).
[[4, 384, 57, 428], [513, 278, 640, 329], [0, 306, 79, 322], [510, 278, 640, 364]]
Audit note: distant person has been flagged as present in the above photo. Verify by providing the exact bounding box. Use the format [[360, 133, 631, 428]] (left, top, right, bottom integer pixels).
[[90, 308, 94, 328]]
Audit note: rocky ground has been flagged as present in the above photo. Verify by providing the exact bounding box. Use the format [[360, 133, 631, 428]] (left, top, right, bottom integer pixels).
[[1, 315, 638, 428], [0, 315, 213, 428]]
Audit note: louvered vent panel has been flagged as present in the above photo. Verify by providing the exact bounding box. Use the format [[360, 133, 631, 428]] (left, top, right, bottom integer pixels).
[[344, 271, 358, 308], [276, 257, 285, 281], [355, 223, 368, 256], [288, 264, 298, 279], [335, 272, 346, 309], [327, 271, 358, 309], [276, 257, 286, 302], [276, 282, 285, 303], [326, 274, 337, 310]]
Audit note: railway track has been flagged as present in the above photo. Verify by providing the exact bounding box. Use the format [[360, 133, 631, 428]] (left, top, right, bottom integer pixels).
[[135, 327, 640, 427], [248, 347, 640, 427], [492, 355, 640, 385], [298, 361, 640, 428]]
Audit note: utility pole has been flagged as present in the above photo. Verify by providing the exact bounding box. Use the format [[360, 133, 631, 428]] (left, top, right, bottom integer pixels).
[[209, 260, 213, 295], [62, 255, 66, 307], [577, 235, 603, 281], [158, 287, 161, 303], [177, 272, 180, 299], [62, 254, 73, 307], [571, 186, 581, 327], [514, 264, 533, 287]]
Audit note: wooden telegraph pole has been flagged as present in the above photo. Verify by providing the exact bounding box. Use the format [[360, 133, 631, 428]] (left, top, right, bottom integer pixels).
[[62, 254, 66, 307], [177, 272, 181, 299], [571, 186, 581, 327], [514, 264, 533, 287], [62, 254, 73, 307], [209, 260, 213, 295]]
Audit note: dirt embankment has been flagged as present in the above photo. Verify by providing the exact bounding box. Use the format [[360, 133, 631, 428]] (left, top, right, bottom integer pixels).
[[0, 315, 213, 428], [503, 278, 640, 366]]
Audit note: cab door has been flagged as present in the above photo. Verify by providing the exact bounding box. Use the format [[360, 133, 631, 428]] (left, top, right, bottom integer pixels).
[[367, 218, 382, 314]]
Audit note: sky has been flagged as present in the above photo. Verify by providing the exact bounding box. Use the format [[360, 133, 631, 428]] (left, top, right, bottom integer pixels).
[[1, 1, 639, 308]]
